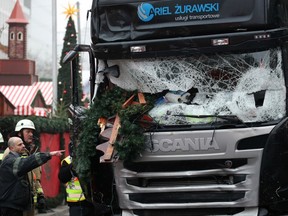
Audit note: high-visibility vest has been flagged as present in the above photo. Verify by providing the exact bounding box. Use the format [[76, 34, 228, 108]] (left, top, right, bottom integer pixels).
[[32, 172, 38, 203], [62, 156, 86, 202]]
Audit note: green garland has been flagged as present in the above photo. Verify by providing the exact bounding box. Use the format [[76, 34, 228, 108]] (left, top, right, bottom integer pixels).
[[76, 87, 155, 181], [116, 94, 155, 160], [0, 116, 69, 138], [73, 87, 124, 201], [116, 103, 152, 161]]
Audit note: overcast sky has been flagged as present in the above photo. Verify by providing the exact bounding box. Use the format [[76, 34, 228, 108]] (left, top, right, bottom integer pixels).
[[56, 0, 93, 89], [28, 1, 93, 87], [57, 0, 92, 45]]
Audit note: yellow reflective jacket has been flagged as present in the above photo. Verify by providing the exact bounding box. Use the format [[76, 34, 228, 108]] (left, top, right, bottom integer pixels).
[[62, 156, 85, 202]]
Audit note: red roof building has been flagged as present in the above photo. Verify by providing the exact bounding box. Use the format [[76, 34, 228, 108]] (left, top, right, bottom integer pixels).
[[6, 0, 29, 25], [0, 0, 37, 85], [0, 82, 52, 117], [0, 92, 15, 116], [0, 1, 52, 117]]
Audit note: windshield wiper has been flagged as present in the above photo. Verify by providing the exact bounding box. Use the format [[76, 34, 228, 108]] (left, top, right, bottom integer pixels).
[[172, 114, 244, 123]]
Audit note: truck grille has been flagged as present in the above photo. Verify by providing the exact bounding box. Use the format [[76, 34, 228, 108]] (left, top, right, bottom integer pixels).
[[127, 174, 246, 187], [113, 126, 273, 216], [130, 191, 245, 203], [124, 159, 247, 172], [132, 208, 245, 216]]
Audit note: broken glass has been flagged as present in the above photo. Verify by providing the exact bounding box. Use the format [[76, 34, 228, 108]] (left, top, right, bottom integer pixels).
[[107, 47, 286, 124]]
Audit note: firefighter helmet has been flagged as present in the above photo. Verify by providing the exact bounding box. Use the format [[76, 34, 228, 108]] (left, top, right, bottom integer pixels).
[[15, 119, 35, 132]]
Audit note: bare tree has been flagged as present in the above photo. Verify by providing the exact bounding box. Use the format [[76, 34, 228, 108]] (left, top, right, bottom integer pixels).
[[27, 51, 53, 80], [0, 24, 7, 41]]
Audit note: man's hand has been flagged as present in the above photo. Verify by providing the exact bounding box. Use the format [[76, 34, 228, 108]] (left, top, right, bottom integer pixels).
[[49, 150, 65, 157]]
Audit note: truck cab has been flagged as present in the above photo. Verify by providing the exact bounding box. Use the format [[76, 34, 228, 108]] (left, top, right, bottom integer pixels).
[[65, 0, 288, 215]]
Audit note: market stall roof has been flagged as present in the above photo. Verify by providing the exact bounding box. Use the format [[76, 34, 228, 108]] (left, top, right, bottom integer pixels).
[[33, 82, 53, 106], [0, 82, 53, 117]]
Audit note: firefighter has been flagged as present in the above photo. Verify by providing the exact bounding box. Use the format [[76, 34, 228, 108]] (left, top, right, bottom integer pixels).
[[2, 119, 48, 215], [58, 142, 94, 216]]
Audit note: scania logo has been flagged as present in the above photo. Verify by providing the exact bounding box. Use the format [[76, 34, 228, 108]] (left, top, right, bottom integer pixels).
[[146, 137, 220, 152]]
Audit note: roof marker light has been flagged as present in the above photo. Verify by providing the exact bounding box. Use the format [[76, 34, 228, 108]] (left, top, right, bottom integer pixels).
[[254, 34, 270, 39]]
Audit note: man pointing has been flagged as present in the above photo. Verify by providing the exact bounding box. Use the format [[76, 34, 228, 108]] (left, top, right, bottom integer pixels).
[[0, 137, 64, 216]]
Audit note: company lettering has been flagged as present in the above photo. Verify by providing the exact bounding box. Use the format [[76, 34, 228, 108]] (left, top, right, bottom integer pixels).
[[138, 2, 220, 22], [175, 3, 219, 14], [147, 137, 220, 152], [152, 6, 172, 16]]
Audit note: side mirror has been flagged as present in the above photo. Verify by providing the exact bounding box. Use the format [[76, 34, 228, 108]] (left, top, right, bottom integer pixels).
[[63, 50, 78, 64]]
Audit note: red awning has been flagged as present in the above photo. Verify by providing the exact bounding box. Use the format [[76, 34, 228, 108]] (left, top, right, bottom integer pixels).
[[0, 82, 53, 117], [33, 107, 51, 117], [33, 82, 53, 106], [0, 85, 38, 107], [14, 105, 34, 116]]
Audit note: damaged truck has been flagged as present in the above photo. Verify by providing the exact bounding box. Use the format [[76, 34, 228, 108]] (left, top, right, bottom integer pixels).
[[64, 0, 288, 215]]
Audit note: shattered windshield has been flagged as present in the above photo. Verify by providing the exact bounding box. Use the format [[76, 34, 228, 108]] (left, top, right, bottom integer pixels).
[[108, 47, 286, 124]]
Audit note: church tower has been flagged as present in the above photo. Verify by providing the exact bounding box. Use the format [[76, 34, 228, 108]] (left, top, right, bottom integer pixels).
[[6, 0, 29, 59], [0, 0, 38, 85]]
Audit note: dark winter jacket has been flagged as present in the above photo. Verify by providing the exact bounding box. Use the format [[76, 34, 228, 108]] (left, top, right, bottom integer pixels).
[[0, 151, 51, 211]]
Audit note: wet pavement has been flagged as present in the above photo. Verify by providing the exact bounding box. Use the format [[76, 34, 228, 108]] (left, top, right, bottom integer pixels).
[[35, 205, 69, 216]]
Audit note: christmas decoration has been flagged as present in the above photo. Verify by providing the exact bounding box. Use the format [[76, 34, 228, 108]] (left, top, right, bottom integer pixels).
[[75, 87, 156, 182], [63, 3, 78, 19], [57, 10, 83, 109], [75, 87, 126, 182]]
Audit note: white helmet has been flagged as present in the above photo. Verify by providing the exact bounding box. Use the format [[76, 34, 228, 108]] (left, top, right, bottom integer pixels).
[[0, 132, 3, 143], [15, 119, 35, 132]]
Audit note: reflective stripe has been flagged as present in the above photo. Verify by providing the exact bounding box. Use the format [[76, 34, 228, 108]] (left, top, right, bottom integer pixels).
[[63, 156, 71, 165], [66, 178, 86, 202], [13, 157, 21, 176], [33, 172, 36, 180], [0, 153, 3, 160], [67, 188, 84, 195], [67, 193, 85, 198], [37, 187, 44, 193], [35, 153, 42, 164], [62, 156, 86, 202], [66, 193, 85, 202]]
